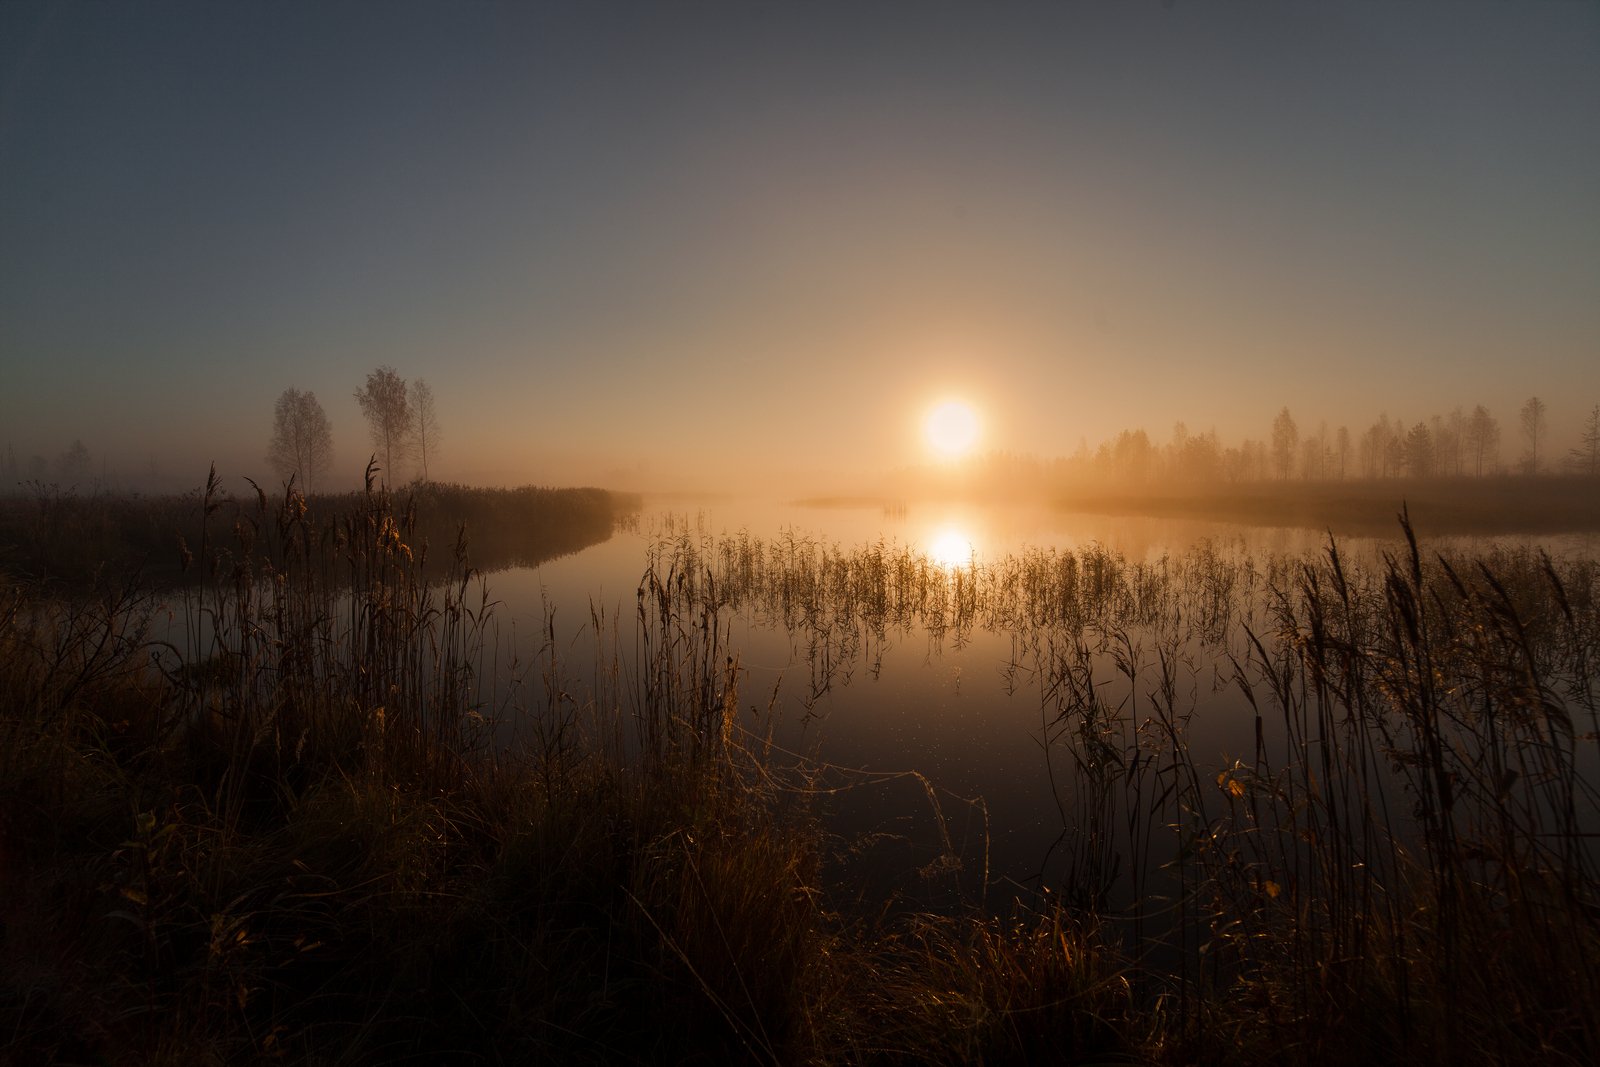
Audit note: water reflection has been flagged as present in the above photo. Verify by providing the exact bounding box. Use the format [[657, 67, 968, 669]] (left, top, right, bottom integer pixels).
[[925, 526, 976, 570], [501, 496, 1600, 908]]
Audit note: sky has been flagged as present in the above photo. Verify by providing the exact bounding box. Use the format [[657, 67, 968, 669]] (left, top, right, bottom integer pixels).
[[1, 1, 1596, 492]]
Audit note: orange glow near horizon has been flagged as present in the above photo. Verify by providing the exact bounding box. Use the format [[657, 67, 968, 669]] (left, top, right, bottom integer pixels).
[[924, 399, 981, 460]]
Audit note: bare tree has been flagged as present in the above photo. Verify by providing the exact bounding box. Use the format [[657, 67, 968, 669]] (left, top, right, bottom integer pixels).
[[1443, 406, 1465, 477], [1108, 428, 1154, 482], [1297, 421, 1328, 480], [59, 439, 92, 485], [1368, 413, 1404, 478], [1334, 426, 1350, 480], [267, 388, 334, 493], [410, 378, 440, 483], [1464, 404, 1499, 477], [1359, 416, 1390, 478], [1270, 407, 1298, 480], [1299, 437, 1321, 480], [1383, 424, 1405, 478], [1570, 404, 1600, 477], [1250, 438, 1268, 480], [355, 366, 411, 486], [1520, 396, 1547, 474]]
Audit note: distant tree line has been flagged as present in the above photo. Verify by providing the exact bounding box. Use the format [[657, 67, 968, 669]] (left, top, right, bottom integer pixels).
[[962, 395, 1600, 490], [0, 438, 101, 493]]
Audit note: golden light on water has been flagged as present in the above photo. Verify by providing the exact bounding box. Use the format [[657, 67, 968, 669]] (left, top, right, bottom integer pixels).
[[926, 526, 976, 569], [924, 399, 981, 460]]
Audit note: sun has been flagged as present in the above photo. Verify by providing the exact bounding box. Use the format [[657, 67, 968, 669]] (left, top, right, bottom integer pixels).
[[924, 400, 981, 460]]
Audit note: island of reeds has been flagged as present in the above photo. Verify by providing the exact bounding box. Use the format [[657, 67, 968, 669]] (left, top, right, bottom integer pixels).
[[2, 477, 1597, 1065]]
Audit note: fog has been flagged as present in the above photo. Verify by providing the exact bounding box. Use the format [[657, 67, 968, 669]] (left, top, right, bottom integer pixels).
[[2, 2, 1596, 499]]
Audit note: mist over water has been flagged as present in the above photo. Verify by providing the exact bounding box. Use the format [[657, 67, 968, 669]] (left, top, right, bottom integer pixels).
[[5, 4, 1599, 1057], [485, 493, 1600, 905]]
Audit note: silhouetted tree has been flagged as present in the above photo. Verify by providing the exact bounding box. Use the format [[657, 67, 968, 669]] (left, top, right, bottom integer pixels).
[[59, 439, 92, 485], [1520, 396, 1547, 474], [1359, 418, 1385, 478], [1168, 421, 1189, 470], [267, 388, 334, 494], [1252, 440, 1268, 480], [1362, 414, 1403, 478], [1270, 407, 1298, 480], [1570, 404, 1600, 477], [1441, 406, 1465, 477], [1300, 438, 1322, 480], [1464, 404, 1499, 477], [1253, 439, 1269, 480], [410, 378, 440, 483], [1335, 426, 1350, 480], [1383, 426, 1405, 478], [1186, 429, 1222, 482], [355, 366, 411, 486], [1404, 422, 1435, 478], [1107, 428, 1154, 482], [1167, 422, 1217, 482]]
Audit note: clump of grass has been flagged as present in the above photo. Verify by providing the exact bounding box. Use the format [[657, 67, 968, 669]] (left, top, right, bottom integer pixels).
[[834, 902, 1136, 1065]]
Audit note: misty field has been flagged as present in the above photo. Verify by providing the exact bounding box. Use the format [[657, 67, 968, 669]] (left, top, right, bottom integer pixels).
[[2, 480, 1598, 1065]]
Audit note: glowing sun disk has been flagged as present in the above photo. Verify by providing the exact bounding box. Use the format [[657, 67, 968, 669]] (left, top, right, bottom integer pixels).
[[925, 400, 981, 459]]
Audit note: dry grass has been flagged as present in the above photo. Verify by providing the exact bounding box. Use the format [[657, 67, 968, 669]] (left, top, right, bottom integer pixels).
[[643, 509, 1600, 1066], [4, 486, 1595, 1064]]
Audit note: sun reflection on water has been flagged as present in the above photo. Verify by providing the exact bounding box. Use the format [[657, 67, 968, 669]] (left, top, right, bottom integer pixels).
[[926, 527, 976, 570]]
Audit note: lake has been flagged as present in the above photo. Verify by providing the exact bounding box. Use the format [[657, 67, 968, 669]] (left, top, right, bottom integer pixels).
[[481, 495, 1600, 912]]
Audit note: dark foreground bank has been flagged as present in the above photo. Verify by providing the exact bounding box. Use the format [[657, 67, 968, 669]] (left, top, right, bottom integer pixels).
[[0, 471, 639, 587]]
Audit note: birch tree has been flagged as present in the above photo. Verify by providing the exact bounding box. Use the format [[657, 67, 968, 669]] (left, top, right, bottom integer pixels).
[[355, 366, 411, 486], [1464, 404, 1499, 477], [1520, 396, 1547, 474], [1570, 404, 1600, 477], [410, 378, 440, 483], [267, 388, 334, 493], [1271, 407, 1298, 480]]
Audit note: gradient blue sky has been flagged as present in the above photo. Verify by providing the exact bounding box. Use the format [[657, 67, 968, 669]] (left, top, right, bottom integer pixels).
[[2, 1, 1596, 490]]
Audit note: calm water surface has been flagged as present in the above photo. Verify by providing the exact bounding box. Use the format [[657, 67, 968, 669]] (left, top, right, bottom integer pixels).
[[488, 496, 1598, 904]]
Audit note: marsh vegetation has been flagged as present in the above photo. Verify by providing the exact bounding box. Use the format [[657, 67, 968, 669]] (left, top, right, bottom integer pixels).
[[0, 472, 631, 587], [2, 479, 1597, 1065]]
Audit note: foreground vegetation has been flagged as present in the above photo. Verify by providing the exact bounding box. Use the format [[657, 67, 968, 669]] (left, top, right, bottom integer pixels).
[[632, 513, 1600, 1064], [2, 481, 1597, 1064]]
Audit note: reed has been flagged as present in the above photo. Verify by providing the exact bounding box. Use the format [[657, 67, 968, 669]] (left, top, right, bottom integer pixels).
[[4, 489, 1595, 1064], [0, 474, 813, 1063], [637, 512, 1600, 1065]]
